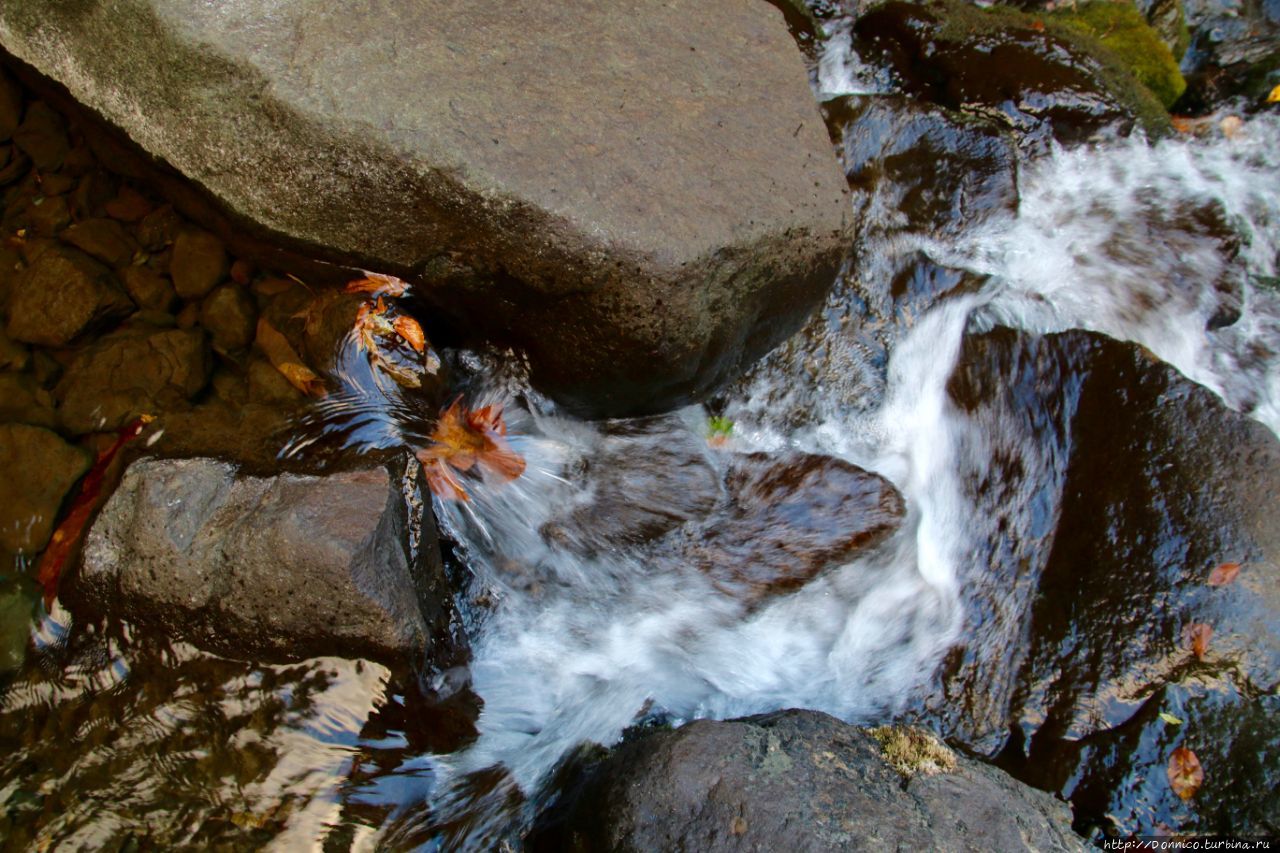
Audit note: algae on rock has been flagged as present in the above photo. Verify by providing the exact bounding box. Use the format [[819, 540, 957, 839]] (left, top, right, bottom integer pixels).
[[1053, 1, 1187, 108]]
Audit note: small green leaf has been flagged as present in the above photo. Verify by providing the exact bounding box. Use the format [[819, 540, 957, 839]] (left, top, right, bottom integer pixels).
[[1159, 712, 1184, 726], [707, 415, 734, 438]]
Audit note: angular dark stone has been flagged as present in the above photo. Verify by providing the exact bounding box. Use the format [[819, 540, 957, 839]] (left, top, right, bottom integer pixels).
[[55, 324, 210, 434], [12, 101, 68, 171], [200, 282, 257, 353], [0, 67, 21, 142], [5, 244, 133, 346], [75, 456, 453, 665], [170, 228, 228, 300], [0, 423, 90, 554], [120, 264, 177, 313], [60, 217, 139, 268]]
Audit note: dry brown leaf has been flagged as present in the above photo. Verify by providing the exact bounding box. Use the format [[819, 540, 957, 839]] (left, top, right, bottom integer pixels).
[[256, 317, 326, 398], [1167, 747, 1204, 800], [1206, 561, 1241, 586]]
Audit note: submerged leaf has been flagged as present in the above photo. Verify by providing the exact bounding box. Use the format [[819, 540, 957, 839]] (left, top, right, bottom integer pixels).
[[394, 315, 426, 353], [1206, 561, 1241, 586], [36, 416, 153, 605], [1183, 622, 1213, 660], [256, 317, 327, 398], [1158, 712, 1184, 726], [1167, 747, 1204, 800]]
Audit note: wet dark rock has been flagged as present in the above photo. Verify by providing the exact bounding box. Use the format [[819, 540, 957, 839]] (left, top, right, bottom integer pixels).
[[200, 283, 257, 354], [68, 171, 117, 223], [0, 423, 90, 554], [0, 68, 20, 142], [0, 373, 57, 429], [75, 456, 452, 665], [534, 709, 1081, 852], [0, 0, 849, 418], [0, 329, 28, 371], [103, 185, 153, 222], [853, 0, 1171, 152], [135, 203, 181, 252], [935, 327, 1280, 834], [0, 146, 27, 187], [60, 217, 138, 268], [25, 194, 71, 237], [680, 452, 905, 608], [828, 95, 1020, 242], [56, 324, 210, 434], [1176, 0, 1280, 111], [540, 416, 722, 554], [120, 264, 177, 313], [247, 355, 304, 405], [5, 245, 133, 346], [170, 228, 228, 300], [11, 102, 68, 171]]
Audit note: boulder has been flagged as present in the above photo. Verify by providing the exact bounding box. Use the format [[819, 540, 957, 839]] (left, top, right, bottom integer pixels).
[[0, 423, 90, 554], [4, 244, 133, 346], [532, 709, 1081, 852], [0, 0, 849, 417], [75, 456, 452, 664], [854, 0, 1172, 152], [55, 324, 210, 434], [677, 452, 905, 608]]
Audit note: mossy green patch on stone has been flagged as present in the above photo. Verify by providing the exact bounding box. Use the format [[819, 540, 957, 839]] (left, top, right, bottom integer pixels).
[[869, 725, 957, 777], [1052, 1, 1186, 108]]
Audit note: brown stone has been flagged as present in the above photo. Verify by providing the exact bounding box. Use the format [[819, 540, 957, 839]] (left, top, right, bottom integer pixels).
[[61, 217, 139, 268], [5, 245, 133, 346], [0, 423, 90, 554], [170, 228, 228, 299]]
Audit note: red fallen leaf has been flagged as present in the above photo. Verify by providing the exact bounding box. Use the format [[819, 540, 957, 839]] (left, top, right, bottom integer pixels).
[[1030, 19, 1045, 30], [1183, 622, 1213, 660], [394, 315, 426, 353], [36, 416, 153, 606], [416, 398, 526, 501], [1167, 747, 1204, 801], [1207, 561, 1241, 586], [345, 272, 409, 298]]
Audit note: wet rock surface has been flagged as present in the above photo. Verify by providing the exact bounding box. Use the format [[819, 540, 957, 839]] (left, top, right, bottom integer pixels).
[[56, 323, 211, 434], [1176, 0, 1280, 111], [75, 456, 451, 665], [678, 452, 905, 608], [5, 245, 132, 346], [937, 327, 1280, 835], [0, 0, 850, 417], [853, 0, 1171, 152], [533, 709, 1081, 852], [0, 423, 90, 555]]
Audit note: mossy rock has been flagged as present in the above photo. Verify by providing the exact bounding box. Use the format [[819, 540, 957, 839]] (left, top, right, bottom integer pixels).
[[1145, 0, 1190, 63], [1053, 1, 1186, 108]]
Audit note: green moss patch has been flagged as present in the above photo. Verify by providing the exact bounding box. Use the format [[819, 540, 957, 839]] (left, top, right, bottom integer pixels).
[[1053, 1, 1187, 108]]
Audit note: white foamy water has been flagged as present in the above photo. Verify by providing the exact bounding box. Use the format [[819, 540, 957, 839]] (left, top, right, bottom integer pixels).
[[396, 110, 1280, 845], [947, 114, 1280, 435]]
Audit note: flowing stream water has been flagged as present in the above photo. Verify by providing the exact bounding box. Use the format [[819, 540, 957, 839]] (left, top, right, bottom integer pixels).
[[2, 20, 1279, 852], [369, 109, 1280, 845]]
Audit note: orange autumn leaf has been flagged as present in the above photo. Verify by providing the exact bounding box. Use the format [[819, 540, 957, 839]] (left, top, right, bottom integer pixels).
[[256, 317, 327, 398], [36, 416, 153, 606], [416, 399, 526, 501], [1183, 622, 1213, 660], [1207, 561, 1241, 586], [345, 271, 409, 298], [394, 315, 426, 353], [1171, 115, 1198, 135], [1167, 747, 1204, 801]]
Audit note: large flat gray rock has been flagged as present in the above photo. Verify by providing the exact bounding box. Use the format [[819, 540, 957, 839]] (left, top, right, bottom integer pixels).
[[0, 0, 849, 415]]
